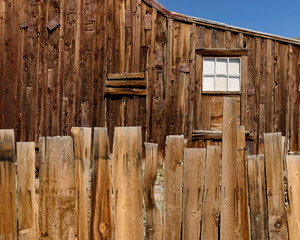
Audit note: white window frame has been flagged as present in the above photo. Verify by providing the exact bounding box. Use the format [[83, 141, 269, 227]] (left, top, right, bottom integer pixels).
[[202, 57, 241, 93]]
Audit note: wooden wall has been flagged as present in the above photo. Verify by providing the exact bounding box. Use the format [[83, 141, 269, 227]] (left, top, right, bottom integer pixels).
[[0, 0, 299, 158]]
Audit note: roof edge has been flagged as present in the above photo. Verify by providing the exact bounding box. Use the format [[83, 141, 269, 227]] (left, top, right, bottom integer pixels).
[[143, 0, 300, 46]]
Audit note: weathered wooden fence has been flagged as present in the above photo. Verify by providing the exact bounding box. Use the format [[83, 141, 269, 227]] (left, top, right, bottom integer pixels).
[[1, 98, 300, 240]]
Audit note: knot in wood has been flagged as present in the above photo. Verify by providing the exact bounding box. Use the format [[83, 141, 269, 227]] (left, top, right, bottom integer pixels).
[[274, 220, 282, 230], [99, 222, 108, 236]]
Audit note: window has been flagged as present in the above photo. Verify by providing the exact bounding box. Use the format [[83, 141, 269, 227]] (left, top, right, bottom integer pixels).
[[203, 57, 241, 92]]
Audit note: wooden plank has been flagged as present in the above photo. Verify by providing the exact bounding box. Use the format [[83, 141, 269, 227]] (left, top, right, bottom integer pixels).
[[201, 146, 221, 240], [0, 130, 17, 240], [39, 136, 76, 240], [105, 88, 147, 95], [195, 54, 202, 129], [265, 39, 274, 132], [286, 155, 300, 239], [89, 128, 113, 239], [196, 48, 248, 56], [17, 142, 38, 240], [235, 126, 250, 240], [220, 97, 237, 240], [247, 155, 268, 240], [72, 127, 91, 240], [106, 80, 146, 87], [107, 72, 145, 79], [264, 133, 288, 239], [143, 143, 162, 240], [112, 127, 143, 240], [182, 148, 206, 240], [163, 135, 184, 240]]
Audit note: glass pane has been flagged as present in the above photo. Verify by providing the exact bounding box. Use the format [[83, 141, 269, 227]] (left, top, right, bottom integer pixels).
[[215, 76, 227, 91], [228, 58, 240, 74], [203, 58, 215, 74], [203, 76, 214, 91], [216, 58, 227, 74], [228, 76, 240, 91]]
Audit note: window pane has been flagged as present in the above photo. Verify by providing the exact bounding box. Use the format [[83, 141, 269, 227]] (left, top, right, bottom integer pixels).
[[215, 76, 227, 91], [203, 58, 215, 74], [228, 58, 240, 74], [228, 76, 240, 91], [216, 58, 227, 74], [203, 76, 214, 91]]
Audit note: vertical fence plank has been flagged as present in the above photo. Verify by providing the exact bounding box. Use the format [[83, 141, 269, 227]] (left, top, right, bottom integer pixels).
[[112, 127, 143, 240], [144, 143, 162, 240], [163, 135, 184, 240], [39, 136, 76, 239], [72, 127, 91, 240], [17, 142, 37, 240], [247, 155, 268, 240], [264, 133, 288, 239], [182, 148, 205, 240], [89, 128, 113, 240], [201, 146, 221, 240], [220, 97, 237, 240], [286, 155, 300, 239], [236, 126, 250, 240], [0, 130, 17, 240]]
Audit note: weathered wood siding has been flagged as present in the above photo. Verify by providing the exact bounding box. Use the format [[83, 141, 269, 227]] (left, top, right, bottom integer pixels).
[[0, 0, 300, 157]]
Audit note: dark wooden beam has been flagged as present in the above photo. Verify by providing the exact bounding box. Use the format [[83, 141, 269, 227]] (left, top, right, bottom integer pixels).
[[196, 48, 248, 56]]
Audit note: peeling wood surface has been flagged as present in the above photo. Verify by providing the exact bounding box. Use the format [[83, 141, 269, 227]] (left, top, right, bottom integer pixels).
[[39, 136, 76, 240]]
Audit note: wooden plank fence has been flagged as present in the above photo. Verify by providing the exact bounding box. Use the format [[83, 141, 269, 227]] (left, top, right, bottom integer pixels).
[[1, 98, 300, 240]]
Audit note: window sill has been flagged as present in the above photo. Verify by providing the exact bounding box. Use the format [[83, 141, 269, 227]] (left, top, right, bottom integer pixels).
[[202, 91, 241, 95]]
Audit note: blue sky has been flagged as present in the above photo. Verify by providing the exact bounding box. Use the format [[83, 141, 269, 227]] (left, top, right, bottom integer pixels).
[[157, 0, 300, 38]]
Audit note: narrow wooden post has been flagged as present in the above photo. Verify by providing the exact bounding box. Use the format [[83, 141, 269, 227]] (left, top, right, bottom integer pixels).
[[144, 143, 162, 240], [247, 155, 268, 240], [72, 127, 91, 240], [201, 146, 221, 240], [286, 155, 300, 239], [112, 127, 143, 240], [39, 136, 76, 239], [17, 142, 38, 240], [0, 130, 17, 240], [89, 128, 113, 240], [235, 126, 250, 240], [220, 97, 237, 240], [163, 135, 184, 240], [264, 133, 288, 239], [182, 148, 205, 240]]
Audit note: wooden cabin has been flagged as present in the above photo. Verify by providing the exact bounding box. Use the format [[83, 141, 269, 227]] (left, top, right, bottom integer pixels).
[[0, 0, 299, 161]]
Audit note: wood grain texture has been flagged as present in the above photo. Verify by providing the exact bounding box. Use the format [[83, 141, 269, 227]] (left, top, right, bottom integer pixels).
[[220, 97, 237, 240], [39, 136, 76, 240], [201, 146, 221, 240], [0, 130, 17, 240], [144, 143, 162, 240], [264, 133, 288, 239], [235, 126, 250, 240], [247, 155, 268, 240], [286, 155, 300, 239], [72, 127, 91, 240], [112, 127, 143, 240], [89, 128, 113, 240], [163, 135, 184, 240], [17, 142, 38, 240], [182, 148, 205, 240]]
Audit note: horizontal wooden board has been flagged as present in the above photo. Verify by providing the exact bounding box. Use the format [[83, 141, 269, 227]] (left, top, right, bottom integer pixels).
[[105, 88, 147, 95], [107, 72, 145, 79], [106, 80, 146, 87], [196, 48, 248, 56]]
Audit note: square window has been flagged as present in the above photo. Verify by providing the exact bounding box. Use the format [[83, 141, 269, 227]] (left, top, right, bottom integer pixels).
[[203, 57, 241, 92]]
